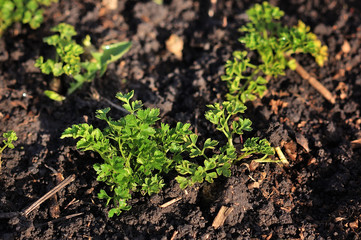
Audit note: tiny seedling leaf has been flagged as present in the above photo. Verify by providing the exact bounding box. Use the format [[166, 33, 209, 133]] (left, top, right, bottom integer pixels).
[[44, 90, 66, 101], [98, 41, 132, 76]]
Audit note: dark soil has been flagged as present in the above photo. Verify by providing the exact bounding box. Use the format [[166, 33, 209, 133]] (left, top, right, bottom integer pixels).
[[1, 0, 361, 239]]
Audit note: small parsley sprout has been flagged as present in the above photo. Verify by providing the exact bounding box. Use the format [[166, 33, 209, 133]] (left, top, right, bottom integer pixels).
[[62, 91, 274, 217], [222, 1, 328, 103], [0, 0, 57, 37], [0, 130, 18, 170], [1, 130, 17, 154], [35, 23, 131, 100], [176, 100, 274, 188]]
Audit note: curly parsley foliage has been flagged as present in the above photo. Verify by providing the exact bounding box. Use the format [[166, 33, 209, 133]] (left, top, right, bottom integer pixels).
[[0, 0, 57, 36], [62, 91, 274, 217], [222, 1, 328, 104], [62, 91, 194, 217], [1, 130, 17, 154], [0, 130, 18, 170], [35, 23, 131, 99], [176, 100, 274, 189]]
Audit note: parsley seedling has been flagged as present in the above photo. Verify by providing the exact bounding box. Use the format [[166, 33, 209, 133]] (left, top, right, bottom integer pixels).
[[35, 23, 131, 100], [222, 1, 330, 104], [62, 91, 274, 217], [0, 0, 57, 37], [62, 91, 193, 217], [176, 100, 274, 188], [0, 130, 17, 170]]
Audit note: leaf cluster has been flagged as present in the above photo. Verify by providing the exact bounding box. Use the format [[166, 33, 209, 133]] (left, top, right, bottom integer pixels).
[[35, 23, 132, 99], [0, 130, 17, 154], [62, 91, 192, 217], [0, 0, 57, 37], [175, 100, 273, 189], [222, 1, 328, 103], [0, 130, 18, 169], [62, 91, 274, 217]]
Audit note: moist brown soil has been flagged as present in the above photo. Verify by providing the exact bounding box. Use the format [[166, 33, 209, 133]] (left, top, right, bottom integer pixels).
[[1, 0, 361, 239]]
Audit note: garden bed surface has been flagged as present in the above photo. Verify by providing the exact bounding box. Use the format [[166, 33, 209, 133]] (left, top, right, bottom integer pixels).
[[1, 0, 361, 239]]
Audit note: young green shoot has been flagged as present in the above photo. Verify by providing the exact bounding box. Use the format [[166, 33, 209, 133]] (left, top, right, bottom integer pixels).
[[222, 1, 330, 104], [62, 91, 192, 217], [175, 100, 274, 188], [0, 0, 57, 37], [35, 23, 132, 101], [0, 130, 17, 170]]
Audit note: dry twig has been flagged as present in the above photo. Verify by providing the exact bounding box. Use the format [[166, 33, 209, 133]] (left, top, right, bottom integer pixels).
[[212, 206, 234, 229], [289, 57, 336, 104], [160, 197, 182, 208], [22, 174, 76, 217]]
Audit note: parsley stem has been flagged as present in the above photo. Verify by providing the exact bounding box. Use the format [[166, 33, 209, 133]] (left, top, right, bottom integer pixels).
[[118, 142, 131, 168], [236, 151, 254, 162]]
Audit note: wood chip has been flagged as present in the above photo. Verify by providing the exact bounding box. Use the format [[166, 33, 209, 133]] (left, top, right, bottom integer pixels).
[[49, 77, 62, 92], [297, 120, 307, 128], [349, 220, 358, 229], [284, 141, 297, 161], [222, 16, 227, 27], [265, 232, 273, 240], [248, 181, 260, 190], [208, 0, 217, 17], [356, 119, 361, 128], [102, 0, 118, 10], [351, 138, 361, 149], [249, 160, 260, 171], [335, 217, 346, 222], [212, 206, 234, 229], [335, 82, 348, 100], [166, 34, 183, 60], [260, 171, 267, 181], [307, 157, 317, 166], [341, 40, 351, 54], [295, 133, 310, 153]]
